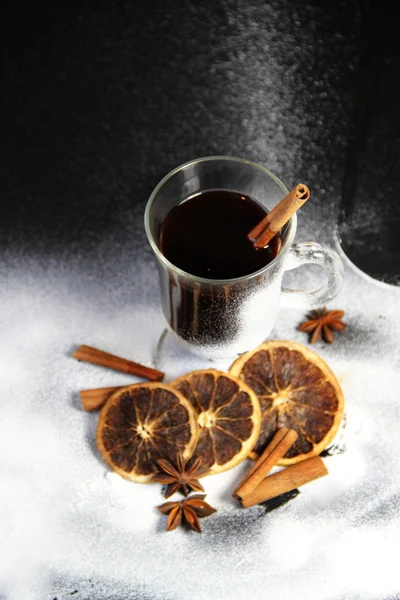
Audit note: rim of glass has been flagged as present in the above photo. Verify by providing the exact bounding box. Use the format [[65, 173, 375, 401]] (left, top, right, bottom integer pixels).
[[144, 155, 297, 285]]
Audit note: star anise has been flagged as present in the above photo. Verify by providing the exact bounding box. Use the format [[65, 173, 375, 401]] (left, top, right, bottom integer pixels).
[[298, 307, 346, 344], [157, 494, 216, 533], [152, 454, 206, 498]]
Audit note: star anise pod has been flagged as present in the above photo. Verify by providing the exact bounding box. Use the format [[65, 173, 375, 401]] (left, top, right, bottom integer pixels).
[[156, 494, 216, 533], [152, 454, 206, 498], [298, 307, 346, 344]]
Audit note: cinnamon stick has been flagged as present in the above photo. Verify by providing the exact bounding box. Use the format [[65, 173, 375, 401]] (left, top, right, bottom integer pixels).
[[80, 386, 126, 411], [233, 427, 298, 500], [240, 456, 328, 508], [248, 183, 310, 249], [72, 345, 164, 381]]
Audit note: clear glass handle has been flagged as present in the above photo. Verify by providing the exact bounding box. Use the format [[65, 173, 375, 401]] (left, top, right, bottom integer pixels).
[[281, 242, 344, 308]]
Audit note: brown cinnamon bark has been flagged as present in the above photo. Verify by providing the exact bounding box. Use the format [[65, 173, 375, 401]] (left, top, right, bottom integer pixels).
[[80, 386, 125, 411], [72, 345, 164, 381], [240, 456, 328, 508], [248, 184, 310, 249], [233, 427, 298, 500]]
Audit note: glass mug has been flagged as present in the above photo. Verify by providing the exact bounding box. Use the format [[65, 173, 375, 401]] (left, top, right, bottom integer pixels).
[[145, 156, 343, 360]]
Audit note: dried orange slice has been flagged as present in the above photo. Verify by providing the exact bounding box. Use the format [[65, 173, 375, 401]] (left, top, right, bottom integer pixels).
[[230, 341, 344, 465], [96, 383, 198, 482], [171, 369, 261, 475]]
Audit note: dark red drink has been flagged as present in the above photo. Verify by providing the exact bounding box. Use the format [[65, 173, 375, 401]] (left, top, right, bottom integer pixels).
[[159, 190, 281, 348], [160, 190, 280, 279]]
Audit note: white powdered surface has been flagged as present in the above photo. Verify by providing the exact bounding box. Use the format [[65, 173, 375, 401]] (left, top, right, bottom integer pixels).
[[1, 244, 400, 600]]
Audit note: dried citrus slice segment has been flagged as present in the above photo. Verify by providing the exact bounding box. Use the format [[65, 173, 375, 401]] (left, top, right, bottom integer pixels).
[[96, 383, 198, 482], [171, 369, 261, 475], [230, 341, 344, 465]]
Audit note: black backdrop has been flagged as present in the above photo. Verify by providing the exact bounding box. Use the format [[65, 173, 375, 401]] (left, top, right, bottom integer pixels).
[[1, 1, 399, 283]]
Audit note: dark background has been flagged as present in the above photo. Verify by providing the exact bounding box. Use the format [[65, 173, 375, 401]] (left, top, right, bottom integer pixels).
[[1, 0, 399, 283]]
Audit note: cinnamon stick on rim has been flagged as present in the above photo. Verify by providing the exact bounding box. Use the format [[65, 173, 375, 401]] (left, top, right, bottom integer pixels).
[[72, 345, 164, 381], [240, 456, 328, 508], [233, 427, 298, 500], [248, 183, 310, 249], [80, 386, 126, 411]]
